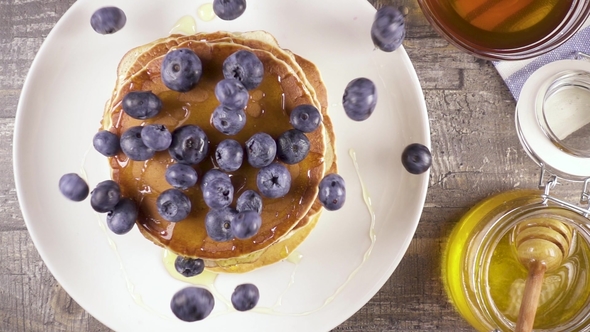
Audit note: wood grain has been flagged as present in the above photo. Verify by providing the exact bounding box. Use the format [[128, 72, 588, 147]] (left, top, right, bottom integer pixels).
[[4, 0, 581, 331]]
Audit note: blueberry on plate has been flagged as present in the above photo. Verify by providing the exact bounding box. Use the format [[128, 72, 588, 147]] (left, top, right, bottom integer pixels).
[[170, 287, 214, 322], [202, 176, 234, 210], [141, 124, 172, 151], [211, 105, 247, 136], [215, 139, 243, 172], [169, 125, 209, 165], [174, 256, 205, 278], [90, 7, 126, 34], [256, 162, 291, 198], [93, 130, 120, 157], [318, 174, 346, 211], [106, 198, 137, 235], [59, 173, 89, 202], [213, 0, 247, 21], [122, 91, 162, 120], [223, 50, 264, 90], [205, 207, 236, 242], [90, 180, 121, 213], [290, 104, 321, 133], [215, 78, 249, 110], [120, 126, 155, 161], [246, 132, 276, 168], [342, 77, 377, 121], [236, 189, 262, 214], [165, 164, 198, 190], [371, 6, 406, 52], [401, 143, 432, 174], [231, 284, 259, 311], [161, 48, 203, 92], [157, 189, 192, 222], [200, 169, 230, 191], [276, 129, 310, 164], [233, 210, 261, 240]]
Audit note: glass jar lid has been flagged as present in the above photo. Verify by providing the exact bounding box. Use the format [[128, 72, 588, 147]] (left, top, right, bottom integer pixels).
[[517, 59, 590, 180]]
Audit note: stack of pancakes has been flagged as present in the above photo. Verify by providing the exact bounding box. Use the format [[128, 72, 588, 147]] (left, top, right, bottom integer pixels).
[[101, 31, 337, 273]]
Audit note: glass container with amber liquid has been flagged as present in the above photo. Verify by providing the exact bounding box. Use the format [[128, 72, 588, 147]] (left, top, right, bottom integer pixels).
[[417, 0, 590, 60], [443, 60, 590, 331]]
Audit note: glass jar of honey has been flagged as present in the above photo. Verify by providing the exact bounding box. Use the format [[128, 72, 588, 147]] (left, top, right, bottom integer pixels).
[[417, 0, 590, 60], [443, 60, 590, 331]]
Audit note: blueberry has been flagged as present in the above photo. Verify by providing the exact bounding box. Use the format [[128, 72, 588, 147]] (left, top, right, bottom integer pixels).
[[236, 190, 262, 214], [202, 176, 234, 209], [161, 48, 203, 92], [214, 78, 249, 110], [170, 287, 214, 322], [90, 7, 126, 35], [122, 91, 162, 120], [93, 130, 120, 157], [211, 105, 247, 136], [174, 256, 205, 278], [157, 189, 192, 222], [290, 104, 321, 133], [318, 174, 346, 211], [90, 180, 121, 213], [120, 126, 156, 161], [233, 210, 261, 240], [200, 169, 230, 190], [246, 133, 276, 168], [141, 124, 172, 151], [223, 50, 264, 90], [215, 139, 243, 172], [213, 0, 247, 21], [165, 164, 198, 190], [276, 129, 310, 164], [205, 207, 236, 242], [231, 284, 259, 311], [59, 173, 89, 202], [256, 162, 291, 198], [401, 143, 432, 174], [371, 6, 406, 52], [342, 78, 377, 121], [106, 198, 137, 235], [169, 125, 209, 165]]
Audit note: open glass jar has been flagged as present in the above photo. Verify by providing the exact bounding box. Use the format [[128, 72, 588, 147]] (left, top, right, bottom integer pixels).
[[443, 60, 590, 331], [417, 0, 590, 60]]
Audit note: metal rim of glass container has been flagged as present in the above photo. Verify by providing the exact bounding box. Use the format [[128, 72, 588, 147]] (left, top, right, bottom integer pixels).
[[417, 1, 590, 61]]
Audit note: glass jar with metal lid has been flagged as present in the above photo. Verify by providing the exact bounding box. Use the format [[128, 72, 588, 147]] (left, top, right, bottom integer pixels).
[[443, 60, 590, 332]]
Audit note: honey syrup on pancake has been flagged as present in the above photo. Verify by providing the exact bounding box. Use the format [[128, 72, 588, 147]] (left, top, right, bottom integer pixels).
[[108, 42, 325, 259]]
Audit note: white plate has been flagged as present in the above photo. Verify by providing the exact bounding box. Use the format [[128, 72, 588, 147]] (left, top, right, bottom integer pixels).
[[13, 0, 430, 331]]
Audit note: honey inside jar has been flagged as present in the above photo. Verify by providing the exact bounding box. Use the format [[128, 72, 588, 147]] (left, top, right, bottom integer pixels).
[[443, 190, 590, 331], [420, 0, 574, 50]]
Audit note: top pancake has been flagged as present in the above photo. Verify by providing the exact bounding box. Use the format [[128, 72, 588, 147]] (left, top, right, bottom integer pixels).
[[102, 31, 335, 260]]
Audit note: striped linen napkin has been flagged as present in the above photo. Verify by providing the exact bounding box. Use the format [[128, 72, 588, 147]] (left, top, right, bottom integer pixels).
[[493, 19, 590, 101]]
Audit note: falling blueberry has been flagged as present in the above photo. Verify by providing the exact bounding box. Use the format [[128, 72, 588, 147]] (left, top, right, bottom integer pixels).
[[93, 130, 120, 157], [169, 125, 209, 165], [231, 284, 259, 311], [256, 162, 291, 198], [213, 0, 247, 21], [170, 287, 214, 322], [141, 124, 172, 151], [233, 210, 262, 240], [246, 132, 277, 168], [90, 7, 126, 34], [215, 139, 243, 172], [211, 105, 247, 136], [236, 190, 263, 214], [120, 126, 155, 161], [122, 91, 162, 120], [401, 143, 432, 174], [371, 6, 406, 52], [59, 173, 89, 202], [290, 104, 321, 133], [276, 129, 310, 164], [318, 174, 346, 211], [90, 180, 121, 213], [205, 207, 236, 242], [165, 164, 198, 190], [342, 78, 377, 121]]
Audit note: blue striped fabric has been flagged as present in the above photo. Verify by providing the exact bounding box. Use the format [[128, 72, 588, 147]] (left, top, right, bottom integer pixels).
[[494, 26, 590, 100]]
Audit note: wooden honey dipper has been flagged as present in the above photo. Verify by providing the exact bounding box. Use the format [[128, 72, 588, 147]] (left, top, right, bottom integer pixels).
[[513, 218, 573, 332]]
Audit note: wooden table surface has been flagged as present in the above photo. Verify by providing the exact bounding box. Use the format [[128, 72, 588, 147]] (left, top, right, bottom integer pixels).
[[3, 0, 585, 331]]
